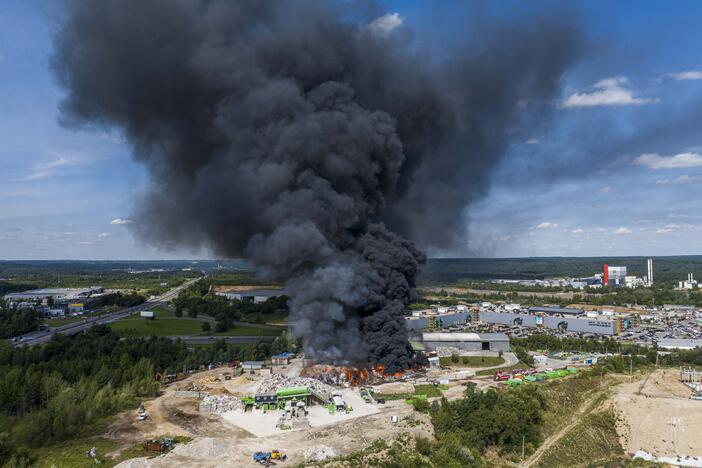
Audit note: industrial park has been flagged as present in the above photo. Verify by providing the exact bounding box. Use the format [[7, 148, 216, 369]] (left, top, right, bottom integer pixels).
[[4, 0, 702, 467]]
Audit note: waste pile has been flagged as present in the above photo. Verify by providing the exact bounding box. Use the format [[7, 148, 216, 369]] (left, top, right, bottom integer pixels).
[[200, 394, 242, 414], [256, 374, 335, 396], [303, 445, 336, 462]]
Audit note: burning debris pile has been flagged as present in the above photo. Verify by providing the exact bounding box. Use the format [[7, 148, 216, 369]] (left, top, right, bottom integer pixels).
[[200, 395, 242, 414], [301, 364, 418, 386], [53, 0, 583, 371], [256, 374, 335, 396]]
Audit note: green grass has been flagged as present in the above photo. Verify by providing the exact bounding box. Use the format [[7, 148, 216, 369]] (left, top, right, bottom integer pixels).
[[439, 355, 505, 368], [476, 361, 533, 376], [33, 437, 123, 467], [109, 317, 206, 336], [45, 316, 85, 327], [212, 325, 283, 336], [535, 409, 627, 468]]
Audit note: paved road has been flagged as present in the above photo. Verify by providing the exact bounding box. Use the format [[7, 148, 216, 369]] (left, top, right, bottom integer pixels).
[[170, 335, 277, 345], [12, 277, 203, 347]]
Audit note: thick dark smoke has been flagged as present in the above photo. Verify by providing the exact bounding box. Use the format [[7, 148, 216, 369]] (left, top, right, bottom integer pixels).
[[52, 0, 582, 370]]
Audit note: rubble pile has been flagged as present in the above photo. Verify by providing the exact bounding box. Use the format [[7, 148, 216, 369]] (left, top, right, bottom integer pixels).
[[199, 395, 241, 414], [256, 374, 335, 396], [303, 445, 336, 462]]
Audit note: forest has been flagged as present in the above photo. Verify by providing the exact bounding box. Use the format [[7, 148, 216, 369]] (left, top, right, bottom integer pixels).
[[0, 326, 286, 464]]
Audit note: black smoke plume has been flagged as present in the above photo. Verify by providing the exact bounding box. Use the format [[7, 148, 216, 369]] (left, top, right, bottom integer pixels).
[[52, 0, 582, 371]]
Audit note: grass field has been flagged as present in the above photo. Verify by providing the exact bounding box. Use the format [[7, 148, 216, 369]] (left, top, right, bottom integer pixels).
[[476, 361, 532, 376], [33, 437, 123, 467], [109, 317, 206, 336], [535, 409, 625, 467], [45, 316, 84, 327], [439, 355, 505, 368]]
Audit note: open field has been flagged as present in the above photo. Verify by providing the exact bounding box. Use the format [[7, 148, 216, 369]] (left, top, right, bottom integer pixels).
[[109, 318, 207, 336], [44, 316, 85, 327], [439, 355, 504, 368], [614, 369, 702, 459]]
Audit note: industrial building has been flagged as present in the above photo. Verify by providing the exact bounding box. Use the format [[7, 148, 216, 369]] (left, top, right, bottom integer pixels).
[[678, 273, 699, 290], [604, 264, 627, 287], [657, 339, 702, 350], [4, 286, 103, 301], [216, 288, 283, 303], [480, 309, 619, 335], [422, 332, 510, 353]]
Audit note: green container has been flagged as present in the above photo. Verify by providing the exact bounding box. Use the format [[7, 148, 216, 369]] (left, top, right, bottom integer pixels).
[[545, 372, 558, 379], [534, 374, 546, 381], [524, 375, 537, 382], [557, 370, 569, 377], [507, 379, 523, 386], [566, 367, 578, 374], [276, 386, 311, 398]]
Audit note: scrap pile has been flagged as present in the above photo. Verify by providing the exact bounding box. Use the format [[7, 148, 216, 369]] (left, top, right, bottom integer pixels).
[[200, 394, 242, 414], [303, 445, 337, 462], [256, 374, 335, 396]]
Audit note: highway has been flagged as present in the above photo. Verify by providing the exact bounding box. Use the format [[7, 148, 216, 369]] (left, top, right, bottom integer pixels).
[[171, 335, 277, 345], [12, 276, 203, 347]]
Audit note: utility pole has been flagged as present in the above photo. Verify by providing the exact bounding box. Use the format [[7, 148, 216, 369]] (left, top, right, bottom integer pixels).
[[521, 435, 525, 460], [630, 355, 633, 375]]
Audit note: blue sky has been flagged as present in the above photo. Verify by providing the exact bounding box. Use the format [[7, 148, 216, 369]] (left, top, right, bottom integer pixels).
[[1, 1, 702, 259]]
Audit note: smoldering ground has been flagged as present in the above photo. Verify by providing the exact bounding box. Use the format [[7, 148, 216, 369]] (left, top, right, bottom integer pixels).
[[52, 0, 583, 371]]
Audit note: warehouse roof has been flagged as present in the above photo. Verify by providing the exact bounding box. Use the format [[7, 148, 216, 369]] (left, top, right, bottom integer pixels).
[[528, 306, 584, 316], [657, 338, 702, 350], [422, 332, 509, 342]]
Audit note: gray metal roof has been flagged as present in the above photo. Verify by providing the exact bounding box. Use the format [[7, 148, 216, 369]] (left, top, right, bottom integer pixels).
[[528, 306, 584, 315], [657, 339, 702, 349], [422, 332, 509, 342]]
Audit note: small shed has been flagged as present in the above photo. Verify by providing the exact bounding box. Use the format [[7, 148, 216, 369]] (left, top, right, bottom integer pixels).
[[427, 356, 440, 368], [241, 361, 265, 373], [271, 352, 293, 366]]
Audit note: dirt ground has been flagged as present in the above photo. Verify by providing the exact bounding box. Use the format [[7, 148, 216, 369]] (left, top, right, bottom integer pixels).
[[614, 369, 702, 459], [104, 363, 434, 467]]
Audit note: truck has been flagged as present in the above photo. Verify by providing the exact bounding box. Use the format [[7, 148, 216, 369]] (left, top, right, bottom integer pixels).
[[140, 310, 155, 319], [494, 371, 510, 381]]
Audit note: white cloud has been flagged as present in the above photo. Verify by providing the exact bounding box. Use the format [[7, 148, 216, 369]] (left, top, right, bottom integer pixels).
[[492, 235, 512, 241], [656, 223, 702, 234], [571, 228, 584, 234], [634, 152, 702, 169], [535, 222, 559, 229], [597, 185, 614, 194], [668, 71, 702, 81], [525, 138, 540, 145], [368, 13, 403, 35], [23, 156, 70, 181], [98, 232, 110, 238], [110, 218, 134, 225], [562, 77, 655, 108], [614, 227, 632, 235]]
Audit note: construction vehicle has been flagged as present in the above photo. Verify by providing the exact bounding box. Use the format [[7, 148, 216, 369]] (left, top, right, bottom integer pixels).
[[271, 450, 287, 461], [144, 438, 173, 454]]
